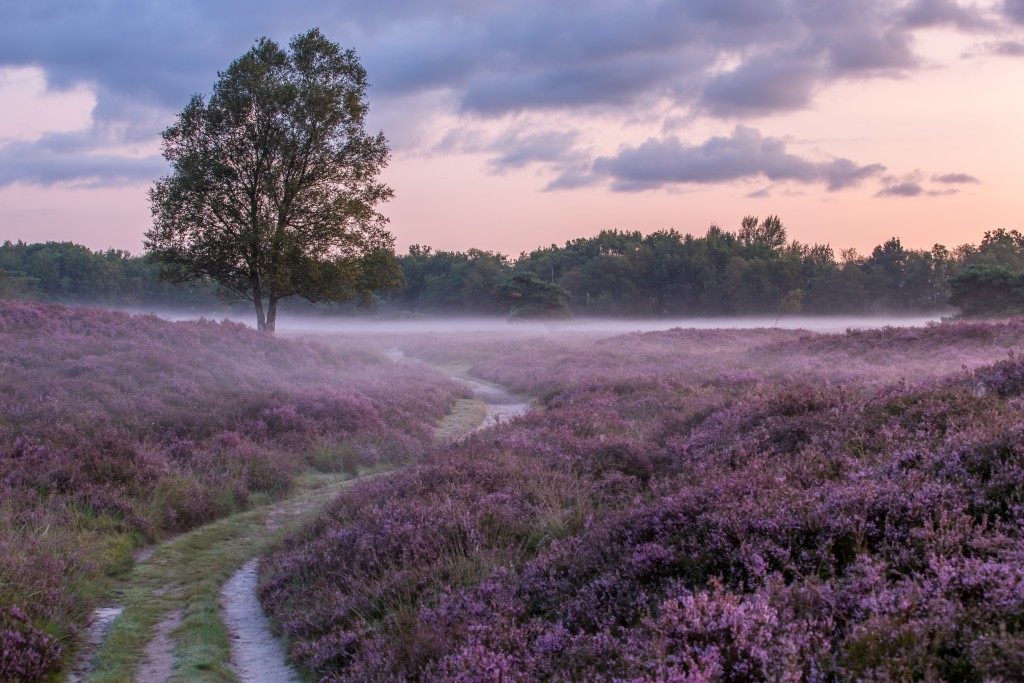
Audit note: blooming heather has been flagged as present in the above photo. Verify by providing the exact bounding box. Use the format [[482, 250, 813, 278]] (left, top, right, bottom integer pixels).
[[0, 301, 466, 680], [261, 320, 1024, 680]]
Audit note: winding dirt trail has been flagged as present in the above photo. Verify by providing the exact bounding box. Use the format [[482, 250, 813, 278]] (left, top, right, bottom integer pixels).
[[214, 357, 529, 682], [74, 351, 528, 682], [133, 608, 181, 682], [384, 347, 530, 428]]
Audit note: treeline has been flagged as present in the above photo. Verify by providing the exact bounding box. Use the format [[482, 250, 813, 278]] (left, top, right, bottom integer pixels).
[[4, 218, 1024, 317], [0, 240, 221, 309], [390, 218, 1024, 317]]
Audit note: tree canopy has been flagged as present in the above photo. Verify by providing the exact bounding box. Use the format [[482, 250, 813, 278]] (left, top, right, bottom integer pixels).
[[145, 29, 399, 332], [495, 272, 571, 319]]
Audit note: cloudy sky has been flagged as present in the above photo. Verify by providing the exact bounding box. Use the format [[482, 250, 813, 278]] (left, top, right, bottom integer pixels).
[[1, 0, 1022, 256]]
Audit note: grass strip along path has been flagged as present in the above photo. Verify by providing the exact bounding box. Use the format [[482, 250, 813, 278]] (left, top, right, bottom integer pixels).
[[81, 360, 526, 682]]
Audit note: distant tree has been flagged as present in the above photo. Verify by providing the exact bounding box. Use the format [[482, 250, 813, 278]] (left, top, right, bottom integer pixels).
[[950, 243, 978, 269], [738, 215, 787, 258], [901, 250, 942, 310], [839, 247, 862, 265], [496, 273, 570, 319], [459, 249, 511, 312], [642, 229, 692, 314], [146, 29, 399, 333], [0, 241, 219, 307], [391, 246, 512, 314], [864, 237, 908, 311], [949, 264, 1024, 317], [976, 228, 1024, 271], [925, 244, 955, 311]]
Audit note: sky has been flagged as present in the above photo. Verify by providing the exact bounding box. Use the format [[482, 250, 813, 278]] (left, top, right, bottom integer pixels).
[[1, 0, 1022, 258]]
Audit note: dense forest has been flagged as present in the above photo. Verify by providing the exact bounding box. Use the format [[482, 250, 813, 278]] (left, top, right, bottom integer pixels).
[[0, 240, 221, 310], [3, 218, 1023, 317]]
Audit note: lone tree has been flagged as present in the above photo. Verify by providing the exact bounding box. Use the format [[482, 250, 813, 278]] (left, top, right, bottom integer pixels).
[[146, 29, 399, 332]]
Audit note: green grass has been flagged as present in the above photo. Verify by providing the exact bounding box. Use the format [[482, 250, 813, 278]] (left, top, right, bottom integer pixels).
[[434, 398, 487, 443], [87, 472, 358, 682]]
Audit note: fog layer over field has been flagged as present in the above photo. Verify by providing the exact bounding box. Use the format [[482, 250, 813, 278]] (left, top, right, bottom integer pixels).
[[153, 311, 945, 335]]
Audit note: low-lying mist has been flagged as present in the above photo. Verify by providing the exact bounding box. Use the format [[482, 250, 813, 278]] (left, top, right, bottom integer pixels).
[[145, 310, 945, 335]]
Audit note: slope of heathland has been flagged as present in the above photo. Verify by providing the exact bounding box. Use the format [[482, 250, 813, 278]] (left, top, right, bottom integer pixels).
[[0, 301, 466, 681], [262, 320, 1024, 680]]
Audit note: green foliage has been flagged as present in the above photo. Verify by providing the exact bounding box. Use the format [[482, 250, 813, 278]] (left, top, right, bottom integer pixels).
[[382, 220, 1011, 318], [392, 246, 511, 314], [949, 264, 1024, 317], [146, 29, 398, 333], [495, 272, 571, 319], [510, 223, 951, 317], [738, 214, 787, 258], [778, 288, 804, 316], [0, 240, 220, 308], [977, 228, 1024, 271], [947, 231, 1024, 317]]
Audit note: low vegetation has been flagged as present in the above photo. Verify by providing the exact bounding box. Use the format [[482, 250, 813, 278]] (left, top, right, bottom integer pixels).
[[261, 320, 1024, 680], [0, 301, 465, 680], [7, 296, 1024, 680]]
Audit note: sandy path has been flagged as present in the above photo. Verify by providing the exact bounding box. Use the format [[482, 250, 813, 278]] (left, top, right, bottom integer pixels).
[[221, 560, 302, 682], [70, 359, 529, 682], [385, 347, 530, 427]]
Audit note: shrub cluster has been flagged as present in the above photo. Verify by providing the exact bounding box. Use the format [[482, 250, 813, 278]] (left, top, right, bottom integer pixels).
[[261, 319, 1024, 680], [0, 301, 465, 679]]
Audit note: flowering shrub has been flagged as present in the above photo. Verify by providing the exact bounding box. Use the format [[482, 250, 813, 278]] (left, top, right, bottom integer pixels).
[[0, 301, 465, 679], [0, 605, 62, 682], [261, 319, 1024, 680]]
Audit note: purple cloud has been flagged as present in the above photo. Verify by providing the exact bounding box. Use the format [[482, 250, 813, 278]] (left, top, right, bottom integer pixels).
[[876, 182, 924, 197], [933, 172, 980, 184], [0, 0, 1009, 188], [991, 40, 1024, 56], [585, 126, 884, 192], [1005, 0, 1024, 23]]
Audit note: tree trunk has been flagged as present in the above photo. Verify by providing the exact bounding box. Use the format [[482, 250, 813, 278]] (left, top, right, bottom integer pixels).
[[266, 296, 278, 334], [252, 279, 268, 332], [254, 299, 268, 332]]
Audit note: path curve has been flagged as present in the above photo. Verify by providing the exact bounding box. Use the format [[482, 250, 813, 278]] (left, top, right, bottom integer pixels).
[[217, 356, 529, 682], [385, 347, 530, 428], [457, 377, 530, 427]]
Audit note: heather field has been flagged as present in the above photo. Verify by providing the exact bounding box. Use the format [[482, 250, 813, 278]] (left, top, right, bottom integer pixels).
[[260, 319, 1024, 681], [0, 302, 466, 681]]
